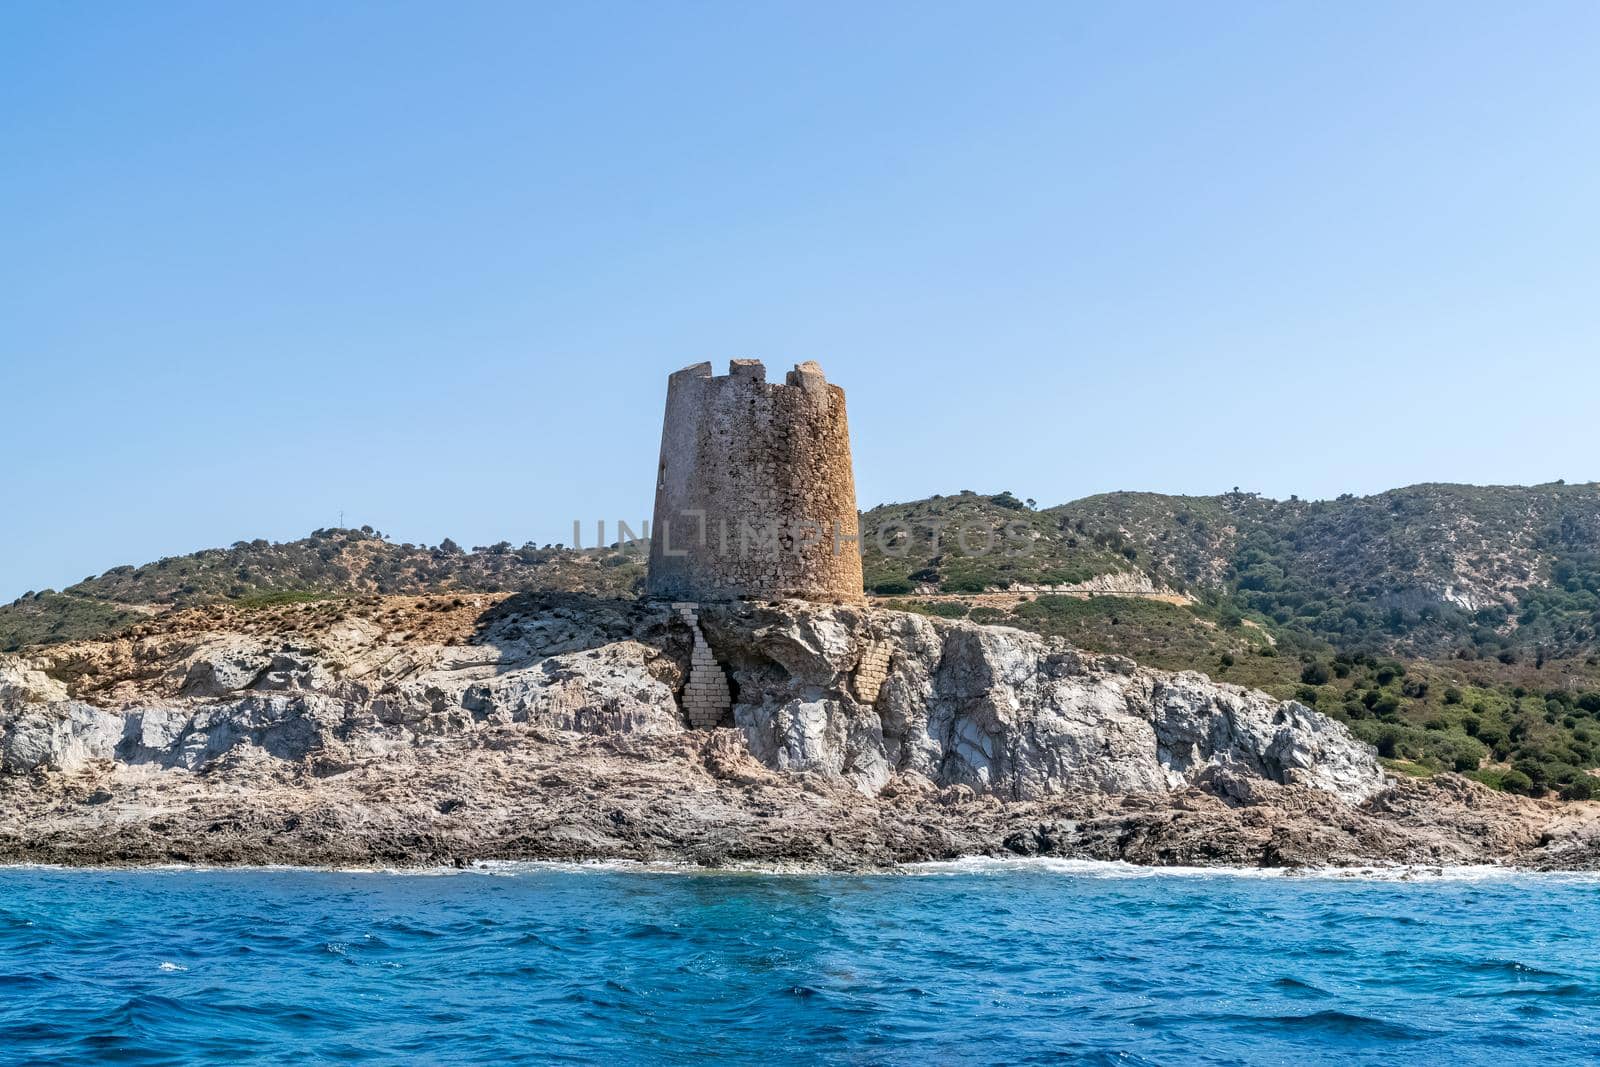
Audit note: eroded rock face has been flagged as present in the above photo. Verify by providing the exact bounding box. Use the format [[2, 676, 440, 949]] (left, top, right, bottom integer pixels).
[[0, 661, 69, 706], [1, 701, 122, 774], [10, 594, 1598, 871], [0, 596, 1382, 807], [697, 603, 1384, 804]]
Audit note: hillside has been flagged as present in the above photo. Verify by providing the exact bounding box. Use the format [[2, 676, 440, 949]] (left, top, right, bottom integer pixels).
[[1, 529, 645, 651], [857, 482, 1600, 799], [861, 482, 1600, 657], [9, 485, 1599, 667]]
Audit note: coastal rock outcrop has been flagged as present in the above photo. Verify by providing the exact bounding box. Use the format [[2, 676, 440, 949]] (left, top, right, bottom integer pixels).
[[696, 602, 1384, 804], [0, 595, 1383, 803], [8, 591, 1584, 871]]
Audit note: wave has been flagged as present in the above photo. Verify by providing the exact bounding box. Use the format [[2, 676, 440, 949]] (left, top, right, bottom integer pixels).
[[896, 856, 1600, 883], [1242, 1010, 1439, 1041], [5, 855, 1600, 882]]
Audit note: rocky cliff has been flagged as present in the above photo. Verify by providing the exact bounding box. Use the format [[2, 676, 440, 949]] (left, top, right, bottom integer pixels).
[[0, 593, 1592, 869], [0, 594, 1382, 799]]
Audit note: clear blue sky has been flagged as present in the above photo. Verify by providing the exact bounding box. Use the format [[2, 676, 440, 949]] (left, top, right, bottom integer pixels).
[[4, 2, 1599, 600]]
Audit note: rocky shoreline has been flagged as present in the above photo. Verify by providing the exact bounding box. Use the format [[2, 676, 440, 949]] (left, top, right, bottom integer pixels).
[[2, 593, 1597, 871]]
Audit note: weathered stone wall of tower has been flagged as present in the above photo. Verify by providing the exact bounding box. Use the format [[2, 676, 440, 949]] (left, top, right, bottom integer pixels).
[[647, 359, 864, 603]]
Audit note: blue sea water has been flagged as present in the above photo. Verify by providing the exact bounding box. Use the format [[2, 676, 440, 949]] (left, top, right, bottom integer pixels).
[[1, 861, 1598, 1065]]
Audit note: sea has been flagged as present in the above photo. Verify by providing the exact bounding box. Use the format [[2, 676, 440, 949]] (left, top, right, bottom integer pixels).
[[0, 860, 1596, 1065]]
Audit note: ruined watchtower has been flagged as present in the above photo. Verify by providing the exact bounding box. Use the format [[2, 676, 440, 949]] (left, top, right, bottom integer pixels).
[[646, 359, 864, 603]]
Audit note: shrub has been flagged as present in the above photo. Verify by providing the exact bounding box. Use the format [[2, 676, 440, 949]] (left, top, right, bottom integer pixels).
[[942, 578, 988, 594], [989, 491, 1028, 511], [1500, 769, 1535, 795], [1431, 734, 1487, 772], [1300, 661, 1331, 685], [1513, 758, 1555, 789], [1466, 768, 1507, 790], [1560, 778, 1596, 801]]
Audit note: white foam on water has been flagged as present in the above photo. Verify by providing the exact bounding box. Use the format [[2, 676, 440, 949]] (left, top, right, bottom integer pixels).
[[4, 857, 1598, 882], [899, 855, 1600, 884]]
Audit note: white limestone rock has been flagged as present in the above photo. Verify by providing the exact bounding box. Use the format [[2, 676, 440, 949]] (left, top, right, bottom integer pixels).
[[1, 701, 123, 773], [171, 636, 275, 697], [0, 596, 1382, 807], [701, 601, 1385, 804]]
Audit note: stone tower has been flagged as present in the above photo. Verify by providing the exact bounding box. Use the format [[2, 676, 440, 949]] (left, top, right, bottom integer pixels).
[[647, 359, 864, 603]]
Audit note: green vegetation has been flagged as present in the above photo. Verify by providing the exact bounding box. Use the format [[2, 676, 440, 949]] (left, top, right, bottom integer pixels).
[[1379, 758, 1434, 779], [861, 491, 1132, 594], [862, 482, 1600, 661], [1213, 485, 1600, 658], [0, 592, 145, 653], [1007, 596, 1274, 673]]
